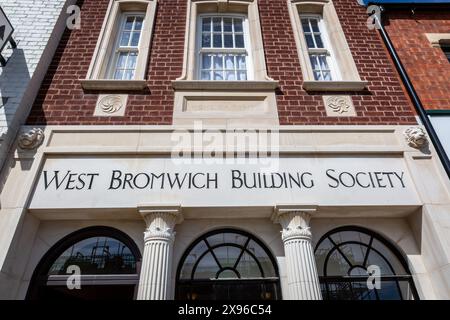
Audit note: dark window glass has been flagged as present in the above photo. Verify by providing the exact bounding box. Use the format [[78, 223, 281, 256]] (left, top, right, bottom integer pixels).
[[49, 236, 137, 275], [442, 46, 450, 62], [315, 227, 419, 300]]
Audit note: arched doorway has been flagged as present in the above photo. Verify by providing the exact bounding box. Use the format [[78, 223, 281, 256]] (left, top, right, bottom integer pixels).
[[27, 226, 141, 300], [314, 226, 419, 300], [176, 229, 281, 300]]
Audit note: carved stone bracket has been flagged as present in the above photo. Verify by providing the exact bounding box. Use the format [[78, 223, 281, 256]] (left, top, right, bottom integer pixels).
[[18, 128, 44, 150], [404, 127, 428, 149]]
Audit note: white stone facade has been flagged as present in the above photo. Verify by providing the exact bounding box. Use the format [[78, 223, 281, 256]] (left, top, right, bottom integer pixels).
[[0, 125, 449, 300], [0, 0, 71, 167]]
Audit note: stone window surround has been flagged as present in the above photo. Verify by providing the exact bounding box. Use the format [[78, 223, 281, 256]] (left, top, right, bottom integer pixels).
[[425, 33, 450, 48], [288, 0, 368, 92], [80, 0, 157, 91], [172, 0, 279, 127], [173, 0, 277, 88]]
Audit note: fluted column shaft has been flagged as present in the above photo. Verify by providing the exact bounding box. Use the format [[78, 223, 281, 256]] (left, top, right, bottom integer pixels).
[[137, 206, 182, 300], [274, 207, 322, 300]]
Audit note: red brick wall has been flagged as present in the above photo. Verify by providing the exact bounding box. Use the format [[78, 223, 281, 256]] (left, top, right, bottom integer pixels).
[[384, 9, 450, 111], [26, 0, 417, 125]]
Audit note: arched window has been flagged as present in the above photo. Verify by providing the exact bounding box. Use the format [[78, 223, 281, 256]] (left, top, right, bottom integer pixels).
[[315, 226, 419, 300], [176, 229, 281, 300], [27, 226, 141, 300]]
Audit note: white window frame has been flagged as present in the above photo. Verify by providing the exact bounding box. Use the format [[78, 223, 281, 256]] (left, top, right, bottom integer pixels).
[[195, 13, 254, 81], [107, 12, 145, 80], [299, 14, 340, 81], [82, 0, 157, 91], [288, 0, 367, 91]]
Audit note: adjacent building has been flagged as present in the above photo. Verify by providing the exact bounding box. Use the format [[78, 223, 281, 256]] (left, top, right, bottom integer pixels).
[[0, 0, 73, 170], [0, 0, 449, 300], [363, 0, 450, 158]]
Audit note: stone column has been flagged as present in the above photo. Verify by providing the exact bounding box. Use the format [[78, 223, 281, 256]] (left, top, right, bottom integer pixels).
[[137, 205, 183, 300], [273, 205, 322, 300]]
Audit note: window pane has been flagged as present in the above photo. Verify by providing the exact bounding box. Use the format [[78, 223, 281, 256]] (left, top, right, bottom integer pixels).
[[213, 246, 241, 268], [225, 71, 236, 80], [236, 252, 262, 278], [202, 55, 211, 69], [224, 18, 233, 32], [325, 250, 350, 275], [117, 52, 127, 69], [310, 19, 320, 32], [114, 70, 124, 80], [330, 231, 371, 246], [313, 71, 322, 80], [319, 55, 329, 70], [213, 33, 222, 48], [377, 281, 402, 300], [235, 34, 245, 48], [201, 71, 211, 80], [214, 71, 223, 80], [126, 52, 137, 69], [135, 17, 143, 31], [194, 252, 218, 280], [213, 17, 222, 32], [214, 55, 223, 69], [301, 19, 311, 32], [120, 32, 131, 46], [237, 71, 247, 80], [202, 33, 211, 48], [131, 31, 141, 47], [323, 71, 332, 81], [237, 55, 246, 69], [315, 34, 324, 48], [225, 55, 235, 69], [123, 69, 134, 80], [202, 17, 211, 32], [310, 55, 319, 70], [224, 34, 233, 48], [234, 19, 243, 32], [305, 34, 315, 48], [124, 17, 134, 31], [340, 244, 367, 267], [48, 237, 137, 275]]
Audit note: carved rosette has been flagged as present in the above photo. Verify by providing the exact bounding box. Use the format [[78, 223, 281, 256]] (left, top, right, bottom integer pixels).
[[18, 128, 44, 150], [404, 127, 428, 149], [99, 95, 124, 114], [325, 96, 351, 114]]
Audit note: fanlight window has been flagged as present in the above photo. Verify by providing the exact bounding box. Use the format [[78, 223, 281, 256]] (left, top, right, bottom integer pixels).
[[49, 236, 137, 275], [179, 231, 277, 280], [315, 227, 419, 300]]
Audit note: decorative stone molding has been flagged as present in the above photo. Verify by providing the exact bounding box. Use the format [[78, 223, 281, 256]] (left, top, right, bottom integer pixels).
[[323, 95, 356, 117], [272, 205, 322, 300], [137, 204, 183, 300], [18, 128, 44, 150], [94, 94, 128, 117], [273, 205, 317, 241], [404, 127, 428, 149]]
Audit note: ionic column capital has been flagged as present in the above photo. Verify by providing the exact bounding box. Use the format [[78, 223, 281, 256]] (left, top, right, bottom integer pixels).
[[138, 204, 183, 243], [272, 205, 318, 242]]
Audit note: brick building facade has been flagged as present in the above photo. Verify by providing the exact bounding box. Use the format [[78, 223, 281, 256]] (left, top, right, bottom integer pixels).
[[0, 0, 449, 301]]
